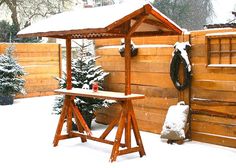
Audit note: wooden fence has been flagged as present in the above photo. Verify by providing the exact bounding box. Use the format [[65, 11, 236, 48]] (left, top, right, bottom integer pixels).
[[95, 28, 236, 148], [0, 43, 61, 98], [190, 28, 236, 147]]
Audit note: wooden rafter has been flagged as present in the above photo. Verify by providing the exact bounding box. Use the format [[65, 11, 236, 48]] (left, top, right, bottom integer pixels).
[[105, 5, 148, 32], [150, 9, 182, 34], [143, 18, 167, 28], [127, 14, 147, 37]]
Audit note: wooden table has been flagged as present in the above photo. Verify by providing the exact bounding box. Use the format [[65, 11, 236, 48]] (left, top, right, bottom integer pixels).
[[53, 88, 146, 162]]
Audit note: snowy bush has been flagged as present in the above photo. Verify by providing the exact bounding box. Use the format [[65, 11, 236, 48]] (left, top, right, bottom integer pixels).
[[0, 46, 25, 96]]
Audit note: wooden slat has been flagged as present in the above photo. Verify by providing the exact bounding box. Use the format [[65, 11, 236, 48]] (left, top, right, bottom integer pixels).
[[133, 97, 178, 109], [96, 104, 167, 130], [192, 114, 236, 125], [192, 63, 236, 74], [193, 72, 236, 81], [95, 35, 186, 47], [191, 88, 236, 102], [192, 120, 236, 137], [97, 61, 171, 73], [191, 132, 236, 148], [96, 46, 173, 56], [25, 85, 58, 92], [23, 66, 59, 75], [95, 112, 164, 134], [104, 83, 178, 98], [193, 80, 236, 92], [191, 102, 236, 116], [106, 71, 174, 88], [191, 98, 236, 106], [16, 91, 56, 98]]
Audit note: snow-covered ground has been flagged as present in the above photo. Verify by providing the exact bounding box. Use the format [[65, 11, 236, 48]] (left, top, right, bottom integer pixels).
[[0, 96, 235, 168]]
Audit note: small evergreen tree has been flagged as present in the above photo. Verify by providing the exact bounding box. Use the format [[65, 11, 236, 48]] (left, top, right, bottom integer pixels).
[[53, 41, 113, 128], [0, 46, 25, 96]]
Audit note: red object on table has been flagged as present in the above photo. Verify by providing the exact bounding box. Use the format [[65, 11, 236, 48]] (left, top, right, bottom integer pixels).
[[92, 82, 98, 92]]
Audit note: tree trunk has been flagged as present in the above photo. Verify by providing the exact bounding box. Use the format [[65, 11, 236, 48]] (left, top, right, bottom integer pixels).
[[5, 0, 20, 32]]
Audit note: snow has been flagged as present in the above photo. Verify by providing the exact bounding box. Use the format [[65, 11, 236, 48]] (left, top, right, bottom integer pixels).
[[207, 64, 236, 68], [18, 0, 182, 37], [161, 101, 189, 140], [0, 96, 235, 168]]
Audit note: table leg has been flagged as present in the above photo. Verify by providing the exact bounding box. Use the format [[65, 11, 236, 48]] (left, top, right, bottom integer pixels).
[[73, 109, 87, 142], [124, 101, 131, 148], [109, 108, 126, 162], [67, 103, 73, 137], [110, 100, 146, 162], [129, 100, 146, 157], [70, 100, 92, 136], [53, 95, 70, 146]]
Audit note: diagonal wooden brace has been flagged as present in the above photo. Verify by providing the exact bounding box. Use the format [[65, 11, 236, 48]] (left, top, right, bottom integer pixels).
[[70, 99, 92, 136]]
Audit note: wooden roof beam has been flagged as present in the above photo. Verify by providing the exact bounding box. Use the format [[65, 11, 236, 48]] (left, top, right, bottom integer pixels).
[[127, 14, 147, 37], [143, 19, 167, 28], [150, 9, 182, 34], [132, 30, 177, 37], [105, 4, 151, 33]]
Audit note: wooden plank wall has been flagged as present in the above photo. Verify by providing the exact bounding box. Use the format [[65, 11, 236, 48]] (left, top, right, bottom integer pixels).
[[95, 35, 189, 134], [95, 28, 236, 148], [190, 28, 236, 148], [0, 43, 61, 98]]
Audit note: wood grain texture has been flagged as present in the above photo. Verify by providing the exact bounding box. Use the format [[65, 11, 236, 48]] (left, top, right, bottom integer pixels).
[[95, 28, 236, 148], [0, 43, 60, 98]]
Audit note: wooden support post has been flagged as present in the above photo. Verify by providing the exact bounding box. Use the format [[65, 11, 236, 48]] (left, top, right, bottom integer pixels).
[[124, 36, 131, 95], [124, 101, 131, 149], [66, 102, 73, 137], [66, 37, 72, 90], [229, 38, 232, 64]]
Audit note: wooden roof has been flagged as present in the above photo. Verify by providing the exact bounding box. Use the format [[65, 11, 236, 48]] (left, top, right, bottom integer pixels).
[[18, 1, 182, 39]]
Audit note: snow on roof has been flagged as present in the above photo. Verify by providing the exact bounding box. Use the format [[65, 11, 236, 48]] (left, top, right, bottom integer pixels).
[[18, 0, 182, 39]]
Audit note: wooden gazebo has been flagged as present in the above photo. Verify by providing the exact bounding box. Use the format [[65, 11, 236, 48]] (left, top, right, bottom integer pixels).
[[18, 1, 182, 162]]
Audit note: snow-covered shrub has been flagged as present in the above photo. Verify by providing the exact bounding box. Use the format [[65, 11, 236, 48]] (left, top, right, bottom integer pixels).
[[0, 46, 25, 96], [53, 41, 114, 128]]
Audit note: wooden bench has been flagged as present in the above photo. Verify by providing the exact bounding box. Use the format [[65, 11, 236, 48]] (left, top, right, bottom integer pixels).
[[53, 88, 146, 162]]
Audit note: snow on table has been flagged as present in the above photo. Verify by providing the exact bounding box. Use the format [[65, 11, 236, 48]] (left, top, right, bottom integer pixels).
[[0, 96, 235, 168]]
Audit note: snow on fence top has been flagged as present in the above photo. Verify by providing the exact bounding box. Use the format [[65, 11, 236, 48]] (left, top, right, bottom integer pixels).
[[18, 0, 182, 39]]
